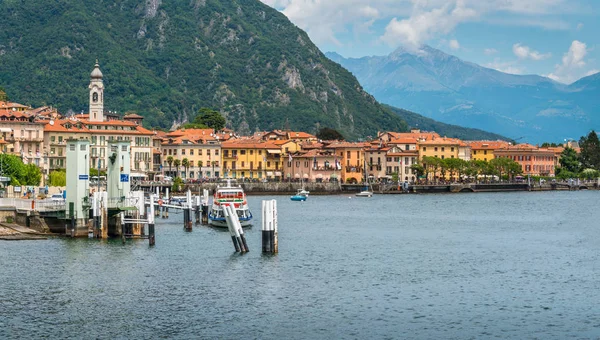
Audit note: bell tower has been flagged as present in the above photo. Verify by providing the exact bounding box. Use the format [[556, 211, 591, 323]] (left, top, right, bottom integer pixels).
[[89, 60, 104, 122]]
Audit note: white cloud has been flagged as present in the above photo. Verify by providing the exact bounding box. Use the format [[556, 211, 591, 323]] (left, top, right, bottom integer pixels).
[[512, 43, 552, 61], [260, 0, 575, 49], [449, 39, 460, 50], [484, 48, 498, 55], [546, 40, 595, 84], [381, 1, 477, 49], [260, 0, 412, 46]]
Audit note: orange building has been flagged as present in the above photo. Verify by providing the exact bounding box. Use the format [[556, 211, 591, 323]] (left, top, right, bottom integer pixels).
[[494, 144, 555, 176], [328, 141, 368, 183]]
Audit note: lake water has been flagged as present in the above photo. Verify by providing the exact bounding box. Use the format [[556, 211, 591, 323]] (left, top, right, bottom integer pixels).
[[1, 191, 600, 339]]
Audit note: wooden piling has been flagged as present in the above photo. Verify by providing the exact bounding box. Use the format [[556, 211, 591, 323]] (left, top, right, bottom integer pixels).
[[194, 195, 200, 224], [148, 194, 155, 246], [262, 199, 278, 254], [224, 205, 241, 252]]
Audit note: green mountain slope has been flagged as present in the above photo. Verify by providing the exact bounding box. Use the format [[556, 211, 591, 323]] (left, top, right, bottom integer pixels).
[[385, 105, 508, 141], [0, 0, 407, 138]]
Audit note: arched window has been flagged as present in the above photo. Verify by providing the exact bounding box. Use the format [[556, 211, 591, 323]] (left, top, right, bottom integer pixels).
[[93, 92, 98, 102]]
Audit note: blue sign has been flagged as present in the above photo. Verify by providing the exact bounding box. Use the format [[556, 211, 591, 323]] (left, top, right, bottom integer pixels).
[[120, 174, 130, 182], [79, 175, 89, 180]]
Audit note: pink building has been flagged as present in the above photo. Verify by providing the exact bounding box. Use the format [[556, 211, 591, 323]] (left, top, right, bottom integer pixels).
[[285, 149, 341, 182]]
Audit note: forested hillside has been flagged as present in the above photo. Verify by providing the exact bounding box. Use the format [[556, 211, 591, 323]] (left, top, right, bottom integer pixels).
[[0, 0, 407, 138]]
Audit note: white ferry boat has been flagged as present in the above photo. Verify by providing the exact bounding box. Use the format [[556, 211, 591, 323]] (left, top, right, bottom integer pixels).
[[208, 180, 253, 227]]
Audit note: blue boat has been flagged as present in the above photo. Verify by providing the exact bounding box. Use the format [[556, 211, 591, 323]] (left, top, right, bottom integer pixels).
[[290, 194, 307, 201]]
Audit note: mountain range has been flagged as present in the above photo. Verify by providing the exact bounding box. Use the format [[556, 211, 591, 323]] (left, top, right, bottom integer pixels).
[[327, 46, 600, 143], [0, 0, 508, 141]]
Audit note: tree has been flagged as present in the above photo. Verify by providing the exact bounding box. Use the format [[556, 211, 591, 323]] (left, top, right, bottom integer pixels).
[[166, 156, 174, 175], [410, 164, 425, 179], [579, 131, 600, 169], [443, 158, 464, 182], [0, 154, 41, 185], [194, 108, 226, 131], [173, 159, 181, 175], [182, 158, 190, 178], [316, 127, 344, 141], [172, 177, 184, 192], [181, 122, 208, 129], [0, 87, 7, 101], [48, 170, 67, 186], [581, 168, 599, 180], [557, 147, 580, 175]]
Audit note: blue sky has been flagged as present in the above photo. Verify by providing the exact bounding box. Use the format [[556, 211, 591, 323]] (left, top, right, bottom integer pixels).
[[260, 0, 599, 84]]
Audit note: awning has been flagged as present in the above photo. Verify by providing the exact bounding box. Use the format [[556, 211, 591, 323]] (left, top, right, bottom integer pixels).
[[266, 171, 274, 177], [330, 174, 338, 178], [303, 174, 309, 179], [275, 171, 282, 176], [129, 172, 148, 178], [316, 174, 323, 178], [0, 128, 12, 133], [295, 173, 301, 178], [267, 150, 281, 154]]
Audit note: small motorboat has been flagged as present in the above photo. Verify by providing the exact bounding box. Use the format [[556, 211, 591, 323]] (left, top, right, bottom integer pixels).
[[290, 194, 307, 201], [355, 190, 373, 198]]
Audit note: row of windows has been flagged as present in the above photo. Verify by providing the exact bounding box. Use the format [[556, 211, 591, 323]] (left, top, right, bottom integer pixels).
[[386, 166, 413, 174], [223, 161, 279, 170], [164, 160, 220, 167], [164, 148, 219, 156], [50, 135, 148, 146], [422, 146, 455, 152]]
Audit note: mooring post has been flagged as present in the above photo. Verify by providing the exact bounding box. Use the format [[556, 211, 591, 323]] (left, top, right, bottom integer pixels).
[[165, 187, 170, 219], [184, 190, 192, 231], [120, 212, 125, 244], [262, 200, 273, 253], [269, 200, 275, 253], [69, 202, 75, 238], [148, 193, 155, 246], [262, 200, 268, 253], [224, 204, 241, 252], [201, 189, 209, 225], [195, 195, 200, 224], [273, 199, 278, 253]]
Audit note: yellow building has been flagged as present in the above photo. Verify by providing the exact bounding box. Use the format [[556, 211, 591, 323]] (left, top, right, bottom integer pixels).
[[161, 128, 222, 179], [221, 139, 283, 180], [418, 137, 470, 161], [467, 140, 510, 162]]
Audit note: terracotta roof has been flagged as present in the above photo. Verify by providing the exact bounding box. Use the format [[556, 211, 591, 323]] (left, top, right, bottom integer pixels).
[[495, 143, 555, 153], [289, 131, 316, 139], [44, 118, 154, 135], [293, 149, 335, 158], [385, 131, 440, 141], [0, 101, 29, 109], [123, 113, 144, 119], [388, 137, 419, 144], [419, 137, 466, 146], [327, 141, 369, 149], [221, 139, 280, 149], [300, 141, 324, 150], [467, 140, 510, 150]]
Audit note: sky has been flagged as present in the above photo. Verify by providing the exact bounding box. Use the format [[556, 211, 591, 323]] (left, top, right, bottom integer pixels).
[[260, 0, 600, 84]]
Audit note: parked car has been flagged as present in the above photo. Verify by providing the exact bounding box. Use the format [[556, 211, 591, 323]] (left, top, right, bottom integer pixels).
[[50, 194, 65, 201]]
